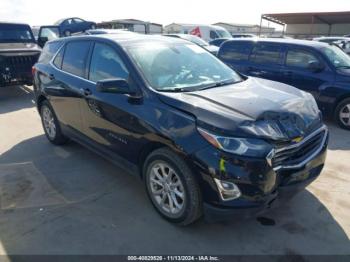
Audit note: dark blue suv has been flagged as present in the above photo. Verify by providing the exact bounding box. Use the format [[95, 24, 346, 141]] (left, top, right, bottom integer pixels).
[[33, 35, 328, 225], [218, 39, 350, 130]]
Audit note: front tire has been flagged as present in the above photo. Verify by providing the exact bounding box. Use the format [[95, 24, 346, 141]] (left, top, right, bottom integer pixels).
[[143, 148, 202, 225], [40, 100, 67, 145], [334, 98, 350, 130]]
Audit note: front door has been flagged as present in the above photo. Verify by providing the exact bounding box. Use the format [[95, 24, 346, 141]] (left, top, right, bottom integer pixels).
[[80, 41, 145, 161]]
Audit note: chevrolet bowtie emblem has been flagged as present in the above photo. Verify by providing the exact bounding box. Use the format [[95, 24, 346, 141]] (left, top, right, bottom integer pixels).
[[292, 136, 303, 143]]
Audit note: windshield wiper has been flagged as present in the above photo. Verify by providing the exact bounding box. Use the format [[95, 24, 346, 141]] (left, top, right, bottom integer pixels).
[[157, 87, 191, 93], [198, 79, 238, 91]]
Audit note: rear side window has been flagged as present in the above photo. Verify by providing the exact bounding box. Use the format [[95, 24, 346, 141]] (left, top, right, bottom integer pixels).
[[286, 49, 319, 69], [38, 41, 62, 63], [250, 44, 282, 65], [220, 42, 252, 62], [89, 42, 129, 82], [62, 41, 91, 78]]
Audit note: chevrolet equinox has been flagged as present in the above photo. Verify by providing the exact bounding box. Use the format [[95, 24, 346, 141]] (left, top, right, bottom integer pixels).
[[33, 35, 328, 225]]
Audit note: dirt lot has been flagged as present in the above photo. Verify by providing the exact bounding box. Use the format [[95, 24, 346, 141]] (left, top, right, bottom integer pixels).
[[0, 85, 349, 255]]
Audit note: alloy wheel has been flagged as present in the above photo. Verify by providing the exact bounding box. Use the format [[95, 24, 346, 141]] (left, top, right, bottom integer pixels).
[[148, 162, 185, 218], [339, 103, 350, 127], [42, 106, 56, 139]]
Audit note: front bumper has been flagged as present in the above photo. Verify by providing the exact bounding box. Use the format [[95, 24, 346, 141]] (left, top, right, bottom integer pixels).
[[190, 127, 328, 221]]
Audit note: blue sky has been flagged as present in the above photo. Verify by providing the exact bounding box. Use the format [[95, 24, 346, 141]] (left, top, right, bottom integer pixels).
[[1, 0, 350, 27]]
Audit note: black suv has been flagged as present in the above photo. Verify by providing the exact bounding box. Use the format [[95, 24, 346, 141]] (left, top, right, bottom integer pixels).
[[0, 22, 41, 87], [33, 35, 328, 225]]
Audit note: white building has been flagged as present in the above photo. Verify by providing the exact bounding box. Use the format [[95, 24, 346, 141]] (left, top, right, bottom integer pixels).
[[97, 19, 162, 34]]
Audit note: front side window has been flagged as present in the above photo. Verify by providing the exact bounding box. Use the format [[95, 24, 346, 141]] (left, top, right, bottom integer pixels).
[[127, 42, 242, 92], [62, 41, 91, 77], [220, 42, 252, 62], [286, 49, 319, 69], [321, 45, 350, 69], [89, 43, 129, 82], [251, 44, 281, 65], [39, 27, 60, 41], [74, 18, 84, 23]]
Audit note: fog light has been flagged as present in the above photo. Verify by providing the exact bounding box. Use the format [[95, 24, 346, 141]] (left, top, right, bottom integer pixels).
[[214, 178, 241, 201]]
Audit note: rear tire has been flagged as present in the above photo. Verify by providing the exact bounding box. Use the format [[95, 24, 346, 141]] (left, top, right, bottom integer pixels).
[[143, 148, 202, 225], [334, 98, 350, 130], [40, 100, 67, 145]]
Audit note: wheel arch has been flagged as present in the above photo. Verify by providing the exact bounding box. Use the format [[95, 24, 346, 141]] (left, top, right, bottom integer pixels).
[[36, 95, 48, 111]]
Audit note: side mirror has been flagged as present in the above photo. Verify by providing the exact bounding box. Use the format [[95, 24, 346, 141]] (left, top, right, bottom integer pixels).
[[38, 36, 49, 47], [96, 78, 131, 94], [308, 61, 324, 73]]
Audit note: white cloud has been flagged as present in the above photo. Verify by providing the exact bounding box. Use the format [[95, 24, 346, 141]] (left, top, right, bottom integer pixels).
[[0, 0, 349, 27]]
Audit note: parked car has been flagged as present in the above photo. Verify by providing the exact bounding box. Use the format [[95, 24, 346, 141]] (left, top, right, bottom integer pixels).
[[209, 38, 230, 47], [33, 35, 328, 225], [218, 38, 350, 130], [164, 34, 219, 55], [0, 22, 41, 87], [313, 37, 350, 55], [54, 17, 96, 36]]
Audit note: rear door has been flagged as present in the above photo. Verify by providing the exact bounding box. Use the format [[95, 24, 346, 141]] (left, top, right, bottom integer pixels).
[[280, 47, 332, 98], [46, 40, 92, 133], [246, 42, 285, 82]]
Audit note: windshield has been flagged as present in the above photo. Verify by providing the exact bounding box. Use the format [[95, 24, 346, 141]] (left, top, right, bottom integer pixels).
[[0, 24, 34, 42], [216, 29, 232, 39], [127, 42, 242, 92], [321, 45, 350, 69]]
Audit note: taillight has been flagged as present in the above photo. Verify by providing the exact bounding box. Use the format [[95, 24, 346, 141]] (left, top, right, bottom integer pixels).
[[32, 66, 36, 76]]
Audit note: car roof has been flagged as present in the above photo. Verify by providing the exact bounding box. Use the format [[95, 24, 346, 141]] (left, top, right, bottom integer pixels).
[[0, 22, 31, 27], [49, 34, 192, 47], [224, 38, 331, 49]]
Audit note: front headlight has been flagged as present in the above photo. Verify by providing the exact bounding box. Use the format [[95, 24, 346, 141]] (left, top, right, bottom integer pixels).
[[197, 128, 273, 157]]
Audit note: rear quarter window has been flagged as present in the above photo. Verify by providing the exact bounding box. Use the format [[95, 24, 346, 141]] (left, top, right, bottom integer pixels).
[[38, 41, 62, 63], [219, 41, 252, 62]]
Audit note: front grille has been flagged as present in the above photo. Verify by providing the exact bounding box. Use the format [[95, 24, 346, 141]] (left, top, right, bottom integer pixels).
[[1, 54, 39, 73], [272, 127, 327, 170]]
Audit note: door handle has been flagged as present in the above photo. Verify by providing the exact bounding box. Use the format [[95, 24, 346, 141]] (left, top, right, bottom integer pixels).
[[81, 88, 92, 96]]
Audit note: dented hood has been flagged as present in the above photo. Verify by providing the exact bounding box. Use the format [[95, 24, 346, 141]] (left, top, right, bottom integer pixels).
[[157, 77, 322, 141]]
